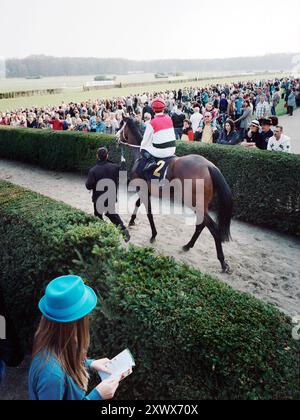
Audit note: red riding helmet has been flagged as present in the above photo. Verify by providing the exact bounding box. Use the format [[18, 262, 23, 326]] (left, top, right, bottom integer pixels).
[[151, 98, 166, 113]]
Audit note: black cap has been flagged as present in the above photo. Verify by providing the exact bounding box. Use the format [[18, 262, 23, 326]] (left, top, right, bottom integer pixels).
[[260, 118, 272, 126]]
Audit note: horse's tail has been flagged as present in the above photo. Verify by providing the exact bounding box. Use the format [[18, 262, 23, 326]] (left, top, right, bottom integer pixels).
[[208, 165, 233, 243]]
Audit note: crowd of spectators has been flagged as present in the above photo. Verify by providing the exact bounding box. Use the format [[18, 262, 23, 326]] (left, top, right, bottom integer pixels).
[[0, 77, 299, 153]]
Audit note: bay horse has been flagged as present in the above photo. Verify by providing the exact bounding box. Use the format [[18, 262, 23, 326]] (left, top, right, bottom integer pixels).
[[118, 117, 233, 273]]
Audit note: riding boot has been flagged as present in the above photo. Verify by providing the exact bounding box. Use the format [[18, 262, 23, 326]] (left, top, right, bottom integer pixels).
[[143, 157, 157, 173]]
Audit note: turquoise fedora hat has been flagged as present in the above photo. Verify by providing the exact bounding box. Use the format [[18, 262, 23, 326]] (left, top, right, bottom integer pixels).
[[39, 275, 97, 323]]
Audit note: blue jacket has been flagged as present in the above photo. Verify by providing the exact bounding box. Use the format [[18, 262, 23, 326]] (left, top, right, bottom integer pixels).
[[96, 121, 106, 133], [218, 129, 240, 146], [29, 353, 102, 400], [235, 98, 244, 115]]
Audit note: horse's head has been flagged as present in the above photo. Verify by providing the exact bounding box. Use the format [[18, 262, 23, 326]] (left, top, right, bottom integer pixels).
[[117, 116, 142, 147]]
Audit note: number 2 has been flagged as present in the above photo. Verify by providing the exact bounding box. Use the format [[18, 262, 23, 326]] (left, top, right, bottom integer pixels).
[[153, 160, 165, 178]]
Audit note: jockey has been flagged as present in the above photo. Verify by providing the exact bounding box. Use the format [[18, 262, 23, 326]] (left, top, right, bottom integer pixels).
[[140, 98, 177, 173]]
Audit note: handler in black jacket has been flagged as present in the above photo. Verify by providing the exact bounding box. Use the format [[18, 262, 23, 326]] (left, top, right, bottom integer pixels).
[[86, 148, 130, 242]]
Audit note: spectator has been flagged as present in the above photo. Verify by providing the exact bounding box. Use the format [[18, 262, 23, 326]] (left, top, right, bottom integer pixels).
[[95, 116, 106, 133], [296, 85, 300, 108], [218, 119, 240, 145], [234, 99, 253, 140], [28, 275, 121, 400], [219, 93, 229, 114], [89, 113, 97, 132], [126, 97, 134, 113], [43, 114, 53, 129], [110, 113, 119, 135], [62, 114, 73, 131], [1, 77, 298, 139], [267, 125, 291, 153], [172, 104, 185, 140], [241, 120, 261, 149], [135, 111, 147, 136], [144, 112, 152, 125], [257, 118, 274, 150], [190, 107, 203, 134], [287, 89, 296, 116], [202, 90, 209, 106], [177, 89, 183, 103], [227, 95, 236, 120], [27, 115, 38, 129], [213, 93, 220, 110], [49, 113, 64, 131], [142, 102, 154, 120], [181, 119, 194, 141], [204, 102, 219, 121], [77, 117, 90, 132], [235, 93, 244, 125], [271, 87, 281, 116], [104, 114, 113, 135], [197, 112, 219, 144], [256, 95, 270, 120]]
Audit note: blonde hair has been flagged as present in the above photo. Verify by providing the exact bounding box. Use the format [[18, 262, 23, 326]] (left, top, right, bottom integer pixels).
[[33, 316, 90, 391]]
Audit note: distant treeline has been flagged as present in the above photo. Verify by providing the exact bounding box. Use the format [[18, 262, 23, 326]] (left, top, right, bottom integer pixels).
[[5, 53, 298, 78]]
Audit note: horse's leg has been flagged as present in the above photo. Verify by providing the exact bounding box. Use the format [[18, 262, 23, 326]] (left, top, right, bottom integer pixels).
[[183, 221, 206, 252], [205, 214, 230, 273], [146, 192, 157, 243], [129, 198, 141, 227]]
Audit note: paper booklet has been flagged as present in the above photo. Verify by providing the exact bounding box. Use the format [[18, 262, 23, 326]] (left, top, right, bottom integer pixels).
[[99, 349, 136, 382]]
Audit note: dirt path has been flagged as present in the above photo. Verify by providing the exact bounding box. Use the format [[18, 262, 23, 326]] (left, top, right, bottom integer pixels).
[[0, 159, 299, 318]]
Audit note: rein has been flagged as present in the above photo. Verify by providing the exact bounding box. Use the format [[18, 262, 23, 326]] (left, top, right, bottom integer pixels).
[[119, 140, 141, 149]]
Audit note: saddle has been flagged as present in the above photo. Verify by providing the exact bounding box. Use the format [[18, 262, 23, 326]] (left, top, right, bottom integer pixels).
[[133, 156, 176, 182]]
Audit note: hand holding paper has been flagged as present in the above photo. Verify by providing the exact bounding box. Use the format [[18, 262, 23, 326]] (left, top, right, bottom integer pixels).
[[91, 358, 112, 375], [99, 349, 135, 382]]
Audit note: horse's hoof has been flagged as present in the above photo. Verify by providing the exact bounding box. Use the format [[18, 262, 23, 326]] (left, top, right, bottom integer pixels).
[[122, 229, 131, 244], [150, 237, 156, 244], [183, 245, 191, 252], [129, 221, 136, 228], [222, 262, 232, 274]]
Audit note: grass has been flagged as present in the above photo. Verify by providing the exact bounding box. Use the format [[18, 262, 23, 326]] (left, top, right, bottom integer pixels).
[[276, 98, 289, 117], [0, 71, 289, 111]]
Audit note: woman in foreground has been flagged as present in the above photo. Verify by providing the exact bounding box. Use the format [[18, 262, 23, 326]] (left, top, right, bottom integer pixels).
[[29, 275, 120, 400]]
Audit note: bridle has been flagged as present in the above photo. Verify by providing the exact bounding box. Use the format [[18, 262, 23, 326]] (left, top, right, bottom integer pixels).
[[117, 121, 142, 149]]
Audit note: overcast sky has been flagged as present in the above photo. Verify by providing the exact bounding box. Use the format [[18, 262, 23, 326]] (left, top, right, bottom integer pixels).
[[1, 0, 300, 60]]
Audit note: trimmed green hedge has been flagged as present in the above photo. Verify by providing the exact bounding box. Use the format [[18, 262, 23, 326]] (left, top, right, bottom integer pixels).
[[0, 180, 120, 348], [0, 127, 299, 235], [0, 180, 299, 400], [0, 127, 125, 172], [177, 142, 300, 236]]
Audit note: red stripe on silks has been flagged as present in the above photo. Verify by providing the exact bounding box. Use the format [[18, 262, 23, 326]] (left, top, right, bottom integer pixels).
[[150, 115, 174, 134]]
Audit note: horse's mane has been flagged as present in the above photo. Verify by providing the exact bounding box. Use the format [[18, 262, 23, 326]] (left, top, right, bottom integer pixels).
[[126, 117, 143, 145]]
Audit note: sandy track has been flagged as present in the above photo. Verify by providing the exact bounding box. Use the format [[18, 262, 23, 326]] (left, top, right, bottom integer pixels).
[[0, 159, 299, 317]]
